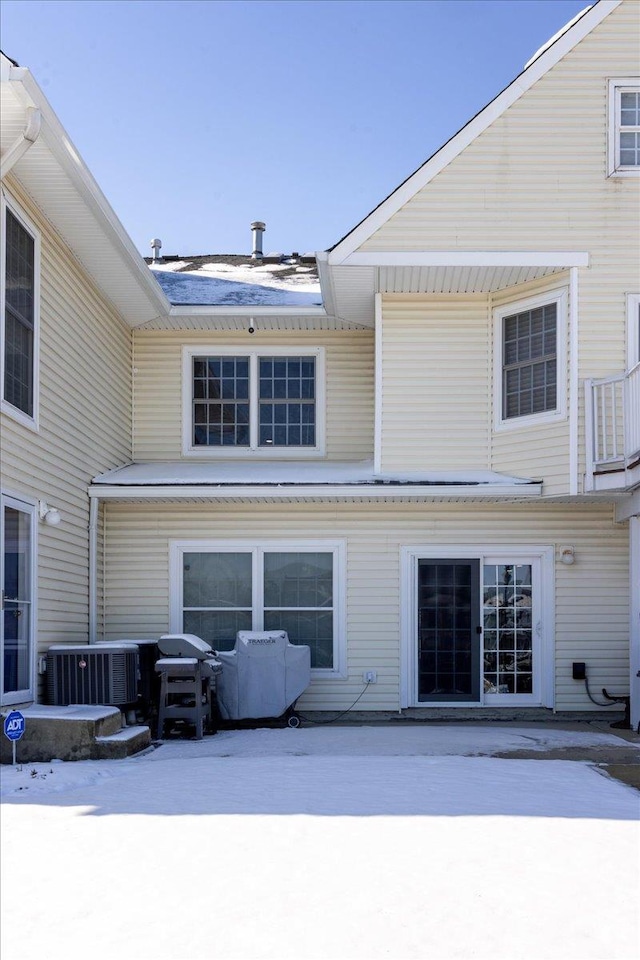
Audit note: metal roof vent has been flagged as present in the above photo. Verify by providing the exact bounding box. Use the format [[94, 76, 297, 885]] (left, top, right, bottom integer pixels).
[[251, 221, 266, 260]]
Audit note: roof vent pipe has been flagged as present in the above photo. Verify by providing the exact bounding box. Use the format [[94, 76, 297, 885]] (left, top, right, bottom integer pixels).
[[251, 221, 266, 260], [150, 238, 162, 262]]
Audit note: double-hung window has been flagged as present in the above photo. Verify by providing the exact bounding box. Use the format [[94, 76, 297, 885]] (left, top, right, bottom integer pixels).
[[608, 79, 640, 176], [171, 540, 345, 673], [494, 290, 567, 430], [183, 346, 324, 455], [1, 200, 39, 427]]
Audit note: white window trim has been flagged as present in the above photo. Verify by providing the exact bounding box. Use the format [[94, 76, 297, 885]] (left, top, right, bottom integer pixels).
[[1, 490, 38, 706], [181, 345, 326, 458], [607, 77, 640, 178], [493, 288, 568, 432], [627, 294, 640, 369], [399, 545, 555, 710], [169, 538, 346, 678], [0, 193, 41, 432]]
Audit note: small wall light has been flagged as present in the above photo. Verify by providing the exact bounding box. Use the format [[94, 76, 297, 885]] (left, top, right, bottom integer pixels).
[[39, 502, 61, 526], [559, 545, 575, 565]]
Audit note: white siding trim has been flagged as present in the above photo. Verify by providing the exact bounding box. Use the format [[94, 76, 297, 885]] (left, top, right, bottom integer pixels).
[[569, 268, 579, 495], [91, 483, 542, 501], [181, 345, 326, 458], [627, 294, 640, 368], [493, 287, 568, 433], [400, 544, 555, 710], [0, 490, 38, 706], [169, 538, 347, 678], [0, 192, 41, 432], [374, 293, 382, 475]]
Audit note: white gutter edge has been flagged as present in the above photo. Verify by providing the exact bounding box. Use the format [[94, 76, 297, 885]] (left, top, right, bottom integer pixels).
[[89, 483, 542, 501], [168, 304, 328, 318], [88, 495, 98, 644], [7, 65, 171, 319], [0, 106, 41, 180]]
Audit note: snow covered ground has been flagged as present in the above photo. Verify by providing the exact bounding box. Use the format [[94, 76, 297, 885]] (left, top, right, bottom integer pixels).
[[1, 726, 638, 960]]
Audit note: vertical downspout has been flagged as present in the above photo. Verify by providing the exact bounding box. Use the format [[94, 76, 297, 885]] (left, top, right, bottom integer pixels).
[[630, 516, 640, 732], [569, 266, 579, 495], [88, 496, 98, 644], [374, 292, 383, 475]]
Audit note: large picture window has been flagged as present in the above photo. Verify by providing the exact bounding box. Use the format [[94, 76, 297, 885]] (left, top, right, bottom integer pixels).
[[183, 346, 324, 455], [2, 201, 39, 426], [172, 540, 345, 672]]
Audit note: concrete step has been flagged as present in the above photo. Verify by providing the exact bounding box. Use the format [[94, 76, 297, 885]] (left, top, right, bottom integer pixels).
[[94, 725, 151, 760], [1, 704, 125, 763]]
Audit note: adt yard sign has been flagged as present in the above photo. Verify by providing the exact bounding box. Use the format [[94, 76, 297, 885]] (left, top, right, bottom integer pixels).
[[4, 711, 26, 765], [4, 711, 26, 741]]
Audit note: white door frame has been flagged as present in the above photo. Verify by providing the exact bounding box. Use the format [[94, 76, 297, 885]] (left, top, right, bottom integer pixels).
[[400, 544, 555, 709], [1, 491, 38, 705]]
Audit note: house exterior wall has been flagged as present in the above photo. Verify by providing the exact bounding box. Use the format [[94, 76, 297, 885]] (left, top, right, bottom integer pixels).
[[132, 329, 374, 462], [1, 180, 132, 657], [364, 0, 639, 491], [102, 499, 628, 713]]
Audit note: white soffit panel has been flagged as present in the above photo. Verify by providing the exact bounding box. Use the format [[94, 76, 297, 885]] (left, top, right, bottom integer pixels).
[[378, 264, 568, 295]]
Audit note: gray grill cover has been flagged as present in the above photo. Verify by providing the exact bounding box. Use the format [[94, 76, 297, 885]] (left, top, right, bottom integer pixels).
[[215, 631, 311, 720]]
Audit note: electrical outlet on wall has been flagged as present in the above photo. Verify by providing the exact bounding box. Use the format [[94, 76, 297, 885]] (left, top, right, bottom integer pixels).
[[363, 670, 377, 683]]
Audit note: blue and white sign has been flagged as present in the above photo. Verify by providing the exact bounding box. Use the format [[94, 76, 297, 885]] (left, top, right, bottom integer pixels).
[[4, 711, 26, 742]]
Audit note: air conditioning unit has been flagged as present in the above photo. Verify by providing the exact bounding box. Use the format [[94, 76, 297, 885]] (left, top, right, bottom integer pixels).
[[46, 644, 138, 707]]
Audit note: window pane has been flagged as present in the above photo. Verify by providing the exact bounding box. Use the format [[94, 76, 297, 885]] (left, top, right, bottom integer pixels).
[[183, 610, 252, 651], [264, 610, 333, 668], [192, 356, 250, 446], [503, 304, 556, 419], [264, 552, 333, 607], [4, 211, 35, 416], [183, 552, 252, 607], [483, 564, 533, 695], [3, 505, 32, 694], [259, 356, 315, 446]]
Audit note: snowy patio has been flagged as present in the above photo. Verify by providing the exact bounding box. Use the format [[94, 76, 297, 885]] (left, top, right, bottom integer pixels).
[[1, 725, 638, 960]]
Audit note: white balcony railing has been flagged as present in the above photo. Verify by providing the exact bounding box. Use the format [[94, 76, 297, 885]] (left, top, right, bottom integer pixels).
[[586, 363, 640, 488]]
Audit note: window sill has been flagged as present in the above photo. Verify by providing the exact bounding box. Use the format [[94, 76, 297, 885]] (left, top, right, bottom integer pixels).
[[1, 400, 39, 433], [494, 410, 566, 433], [183, 446, 326, 459]]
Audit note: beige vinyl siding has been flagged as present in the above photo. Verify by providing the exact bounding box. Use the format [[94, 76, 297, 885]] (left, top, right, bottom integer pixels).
[[103, 499, 628, 713], [359, 1, 639, 487], [132, 329, 374, 461], [1, 180, 132, 658], [380, 296, 489, 471]]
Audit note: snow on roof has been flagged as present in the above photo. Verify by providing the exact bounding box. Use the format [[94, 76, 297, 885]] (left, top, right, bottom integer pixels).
[[149, 255, 322, 307], [92, 459, 536, 487]]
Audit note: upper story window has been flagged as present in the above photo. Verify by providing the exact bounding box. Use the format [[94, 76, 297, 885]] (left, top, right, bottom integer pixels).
[[608, 79, 640, 177], [1, 200, 40, 428], [494, 290, 567, 431], [182, 346, 325, 456]]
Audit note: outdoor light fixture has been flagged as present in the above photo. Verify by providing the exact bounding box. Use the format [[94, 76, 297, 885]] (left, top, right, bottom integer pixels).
[[39, 501, 61, 526], [559, 545, 575, 565]]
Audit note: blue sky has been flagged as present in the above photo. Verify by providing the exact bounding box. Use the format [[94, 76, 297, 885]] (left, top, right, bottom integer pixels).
[[2, 0, 589, 256]]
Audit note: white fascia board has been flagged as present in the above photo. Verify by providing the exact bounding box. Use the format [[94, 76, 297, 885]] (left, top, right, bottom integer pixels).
[[340, 252, 590, 268], [168, 304, 328, 318], [315, 251, 338, 319], [327, 1, 621, 265], [615, 490, 640, 522], [6, 65, 171, 320], [90, 483, 542, 501]]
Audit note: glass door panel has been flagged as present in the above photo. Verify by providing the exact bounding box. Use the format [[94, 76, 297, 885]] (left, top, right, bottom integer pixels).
[[418, 559, 481, 702], [483, 562, 536, 699], [2, 501, 33, 700]]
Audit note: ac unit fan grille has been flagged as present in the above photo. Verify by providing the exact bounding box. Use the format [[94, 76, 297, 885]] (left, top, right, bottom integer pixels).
[[46, 650, 138, 706]]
